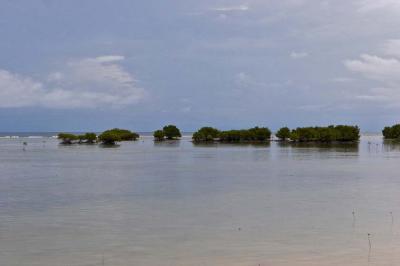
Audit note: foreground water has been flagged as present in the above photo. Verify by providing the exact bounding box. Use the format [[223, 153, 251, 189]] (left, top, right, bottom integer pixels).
[[0, 135, 400, 266]]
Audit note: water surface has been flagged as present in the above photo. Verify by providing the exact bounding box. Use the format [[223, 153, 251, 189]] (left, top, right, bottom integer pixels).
[[1, 135, 400, 265]]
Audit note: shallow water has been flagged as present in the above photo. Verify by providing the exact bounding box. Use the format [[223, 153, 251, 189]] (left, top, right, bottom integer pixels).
[[1, 135, 400, 265]]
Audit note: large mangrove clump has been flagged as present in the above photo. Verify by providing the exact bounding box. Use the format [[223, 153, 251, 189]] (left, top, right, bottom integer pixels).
[[98, 128, 139, 145], [192, 126, 271, 143], [382, 124, 400, 139], [275, 125, 360, 142]]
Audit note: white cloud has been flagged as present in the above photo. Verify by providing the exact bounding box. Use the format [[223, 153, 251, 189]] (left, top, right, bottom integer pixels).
[[357, 0, 400, 12], [94, 55, 125, 63], [211, 4, 249, 12], [290, 51, 308, 59], [0, 70, 45, 107], [0, 55, 145, 109], [345, 54, 400, 82], [345, 50, 400, 105]]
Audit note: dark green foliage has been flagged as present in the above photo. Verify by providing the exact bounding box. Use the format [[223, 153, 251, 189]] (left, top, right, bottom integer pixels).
[[275, 127, 291, 140], [58, 133, 78, 144], [382, 124, 400, 139], [162, 125, 181, 139], [192, 127, 220, 142], [290, 125, 360, 142], [153, 130, 165, 141], [78, 132, 97, 143], [334, 125, 360, 141], [192, 126, 271, 142], [98, 131, 121, 145], [247, 127, 271, 141], [98, 128, 139, 144]]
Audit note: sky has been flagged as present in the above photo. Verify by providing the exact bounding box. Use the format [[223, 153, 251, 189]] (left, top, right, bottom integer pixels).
[[0, 0, 400, 132]]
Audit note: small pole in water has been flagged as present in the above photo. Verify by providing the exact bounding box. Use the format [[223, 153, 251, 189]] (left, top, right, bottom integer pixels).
[[368, 233, 372, 262], [102, 253, 105, 266], [352, 210, 356, 229], [368, 233, 372, 249], [390, 211, 394, 225], [23, 141, 27, 151]]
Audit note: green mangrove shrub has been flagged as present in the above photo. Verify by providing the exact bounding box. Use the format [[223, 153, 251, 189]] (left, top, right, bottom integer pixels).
[[162, 125, 181, 139], [78, 133, 97, 143], [98, 128, 139, 144], [192, 126, 271, 142], [276, 127, 291, 141], [289, 125, 360, 142], [153, 125, 181, 140], [382, 124, 400, 139], [153, 130, 165, 141], [57, 133, 79, 144], [192, 127, 220, 142]]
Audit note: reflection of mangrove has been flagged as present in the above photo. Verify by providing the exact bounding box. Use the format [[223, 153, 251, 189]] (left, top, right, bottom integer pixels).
[[153, 125, 181, 141], [276, 125, 360, 142], [192, 127, 271, 143], [383, 139, 400, 152], [58, 128, 139, 145], [382, 124, 400, 139], [192, 141, 270, 148], [153, 139, 181, 147], [277, 141, 359, 152]]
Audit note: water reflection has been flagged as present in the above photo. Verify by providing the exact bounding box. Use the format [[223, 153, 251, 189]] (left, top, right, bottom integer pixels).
[[153, 140, 181, 147], [382, 139, 400, 152], [192, 141, 271, 148], [276, 141, 359, 152]]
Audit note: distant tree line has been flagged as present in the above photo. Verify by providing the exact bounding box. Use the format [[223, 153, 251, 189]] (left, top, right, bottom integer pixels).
[[58, 128, 139, 145], [59, 123, 400, 145], [192, 127, 271, 143], [382, 124, 400, 139], [275, 125, 360, 142]]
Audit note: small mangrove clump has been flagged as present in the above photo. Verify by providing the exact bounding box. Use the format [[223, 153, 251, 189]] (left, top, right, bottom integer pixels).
[[275, 125, 360, 142], [153, 130, 165, 141], [58, 133, 78, 144], [153, 125, 181, 141], [192, 126, 271, 143], [98, 128, 139, 145], [382, 124, 400, 139], [58, 132, 97, 144]]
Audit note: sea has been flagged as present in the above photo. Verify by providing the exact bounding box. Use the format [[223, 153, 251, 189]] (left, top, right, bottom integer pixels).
[[0, 133, 399, 265]]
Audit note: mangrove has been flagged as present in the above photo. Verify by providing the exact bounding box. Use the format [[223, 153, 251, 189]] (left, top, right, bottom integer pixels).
[[275, 125, 360, 142], [382, 124, 400, 139], [98, 128, 139, 145], [192, 126, 271, 143], [153, 125, 181, 140]]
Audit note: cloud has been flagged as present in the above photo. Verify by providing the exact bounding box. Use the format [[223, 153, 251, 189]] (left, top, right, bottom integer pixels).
[[0, 70, 45, 107], [357, 0, 400, 12], [94, 55, 125, 63], [331, 77, 354, 83], [211, 4, 249, 12], [290, 51, 308, 59], [0, 55, 145, 109], [345, 49, 400, 105], [382, 39, 400, 57], [345, 54, 400, 82]]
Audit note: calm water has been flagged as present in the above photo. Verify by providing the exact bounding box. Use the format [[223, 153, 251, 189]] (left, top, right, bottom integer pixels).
[[1, 135, 400, 266]]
